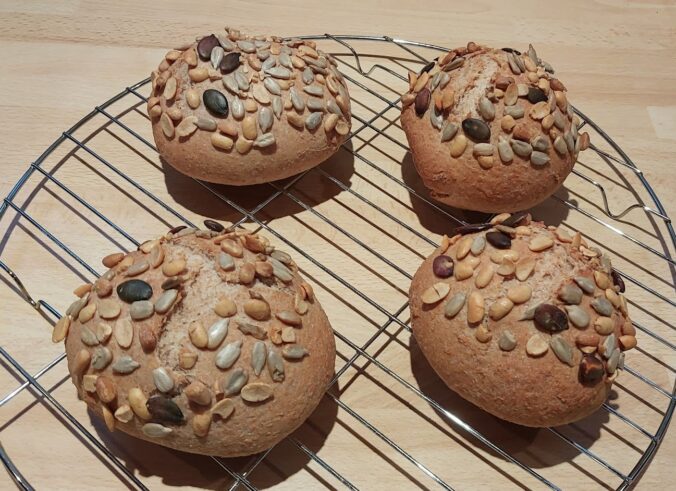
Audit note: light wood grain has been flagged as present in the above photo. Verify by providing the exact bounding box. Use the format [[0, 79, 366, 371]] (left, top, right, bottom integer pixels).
[[0, 1, 674, 490]]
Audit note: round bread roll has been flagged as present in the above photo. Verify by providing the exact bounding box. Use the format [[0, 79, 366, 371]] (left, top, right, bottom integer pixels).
[[148, 28, 352, 185], [409, 215, 636, 427], [401, 42, 590, 213], [54, 225, 335, 456]]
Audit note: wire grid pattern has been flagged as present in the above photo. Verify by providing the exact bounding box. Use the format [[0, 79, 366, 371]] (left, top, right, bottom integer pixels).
[[0, 35, 674, 490]]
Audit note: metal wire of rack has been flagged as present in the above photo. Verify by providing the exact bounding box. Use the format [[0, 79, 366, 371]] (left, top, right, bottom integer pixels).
[[0, 34, 674, 490]]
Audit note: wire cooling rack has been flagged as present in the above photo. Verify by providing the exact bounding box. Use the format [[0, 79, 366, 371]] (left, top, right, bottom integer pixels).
[[0, 34, 674, 490]]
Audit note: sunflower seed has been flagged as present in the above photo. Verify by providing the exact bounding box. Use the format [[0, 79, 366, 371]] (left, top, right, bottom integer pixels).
[[591, 297, 613, 316], [530, 151, 550, 167], [444, 56, 464, 71], [267, 349, 285, 381], [228, 97, 243, 120], [142, 423, 172, 438], [478, 97, 495, 121], [558, 283, 583, 305], [306, 98, 325, 112], [263, 77, 281, 96], [209, 45, 224, 69], [429, 105, 443, 130], [444, 292, 466, 318], [305, 112, 322, 130], [440, 121, 458, 142], [572, 277, 594, 295], [214, 339, 242, 370], [205, 318, 229, 349], [236, 40, 255, 53], [498, 330, 517, 351], [282, 344, 309, 360], [289, 87, 305, 112], [91, 347, 112, 370], [266, 66, 291, 79], [80, 325, 98, 346], [602, 333, 617, 360], [223, 368, 248, 396], [304, 85, 324, 97], [251, 341, 267, 376], [153, 367, 174, 393], [272, 96, 283, 119], [112, 355, 140, 374], [234, 71, 249, 91], [550, 336, 574, 366]]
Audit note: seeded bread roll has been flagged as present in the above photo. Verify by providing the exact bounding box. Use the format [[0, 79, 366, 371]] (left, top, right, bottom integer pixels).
[[409, 214, 636, 427], [401, 42, 590, 213], [54, 224, 335, 457], [148, 28, 352, 185]]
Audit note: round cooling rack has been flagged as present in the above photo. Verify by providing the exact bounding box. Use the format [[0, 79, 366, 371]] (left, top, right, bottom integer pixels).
[[0, 34, 674, 491]]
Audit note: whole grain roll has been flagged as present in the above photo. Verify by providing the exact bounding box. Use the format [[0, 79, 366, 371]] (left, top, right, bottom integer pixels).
[[409, 215, 636, 427], [54, 225, 335, 456], [149, 28, 352, 185], [401, 42, 590, 213]]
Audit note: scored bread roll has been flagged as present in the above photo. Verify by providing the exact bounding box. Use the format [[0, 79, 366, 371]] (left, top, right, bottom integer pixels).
[[54, 224, 335, 457], [401, 42, 590, 213], [409, 214, 636, 427], [149, 27, 352, 185]]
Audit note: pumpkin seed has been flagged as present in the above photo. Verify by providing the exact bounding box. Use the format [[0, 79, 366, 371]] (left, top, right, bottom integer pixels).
[[563, 305, 590, 328], [153, 367, 174, 393], [591, 297, 613, 317], [433, 255, 454, 278], [558, 283, 583, 305], [112, 355, 140, 374], [462, 118, 490, 142], [421, 282, 450, 304], [498, 330, 517, 351], [550, 336, 574, 366], [91, 347, 112, 370], [80, 326, 99, 346], [282, 344, 309, 360], [241, 382, 273, 402], [142, 423, 172, 438]]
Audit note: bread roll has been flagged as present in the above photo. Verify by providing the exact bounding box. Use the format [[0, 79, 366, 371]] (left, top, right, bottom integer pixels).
[[54, 225, 335, 456], [148, 28, 352, 185], [409, 215, 635, 427], [401, 42, 590, 213]]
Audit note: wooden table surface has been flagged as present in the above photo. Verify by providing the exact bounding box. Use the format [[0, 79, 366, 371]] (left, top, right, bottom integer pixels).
[[1, 1, 674, 489]]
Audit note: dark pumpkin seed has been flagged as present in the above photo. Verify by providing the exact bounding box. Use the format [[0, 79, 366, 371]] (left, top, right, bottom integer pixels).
[[501, 211, 529, 227], [219, 52, 240, 73], [146, 395, 184, 424], [168, 225, 187, 234], [534, 304, 569, 332], [197, 34, 219, 61], [432, 255, 454, 278], [486, 231, 511, 249], [579, 355, 604, 384], [203, 89, 229, 117], [419, 61, 435, 74], [462, 118, 491, 142], [203, 219, 224, 232], [414, 88, 431, 116], [611, 269, 625, 293], [501, 47, 521, 55], [117, 279, 153, 303], [527, 87, 547, 104], [161, 277, 182, 290]]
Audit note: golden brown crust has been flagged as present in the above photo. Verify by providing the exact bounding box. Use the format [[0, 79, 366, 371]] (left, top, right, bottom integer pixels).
[[409, 217, 635, 427], [401, 43, 588, 213], [60, 227, 336, 457], [149, 29, 352, 185]]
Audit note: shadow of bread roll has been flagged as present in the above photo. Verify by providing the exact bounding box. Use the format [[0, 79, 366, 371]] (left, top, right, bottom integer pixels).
[[409, 214, 635, 427], [55, 225, 336, 457], [401, 42, 590, 213], [149, 28, 352, 185]]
